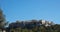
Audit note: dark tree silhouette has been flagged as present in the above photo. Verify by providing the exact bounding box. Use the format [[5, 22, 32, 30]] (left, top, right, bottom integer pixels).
[[0, 9, 8, 28]]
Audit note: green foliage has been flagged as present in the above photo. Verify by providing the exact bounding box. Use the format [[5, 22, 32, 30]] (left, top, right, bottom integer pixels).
[[0, 9, 8, 28]]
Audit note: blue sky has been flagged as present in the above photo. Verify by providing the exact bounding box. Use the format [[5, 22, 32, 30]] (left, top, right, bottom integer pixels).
[[1, 0, 60, 24]]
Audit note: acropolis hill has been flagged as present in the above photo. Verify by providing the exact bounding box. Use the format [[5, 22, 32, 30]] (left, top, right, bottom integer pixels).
[[0, 9, 60, 32]]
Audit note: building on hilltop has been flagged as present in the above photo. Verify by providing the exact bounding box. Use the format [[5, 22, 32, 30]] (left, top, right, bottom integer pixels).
[[39, 20, 54, 26]]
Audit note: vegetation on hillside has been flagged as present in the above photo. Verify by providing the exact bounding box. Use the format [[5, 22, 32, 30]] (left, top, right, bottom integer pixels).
[[7, 20, 60, 32]]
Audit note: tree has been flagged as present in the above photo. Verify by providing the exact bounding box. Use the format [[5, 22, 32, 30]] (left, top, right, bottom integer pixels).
[[0, 9, 8, 28]]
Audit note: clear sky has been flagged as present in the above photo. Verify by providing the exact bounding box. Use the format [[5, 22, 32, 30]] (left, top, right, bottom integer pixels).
[[1, 0, 60, 24]]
